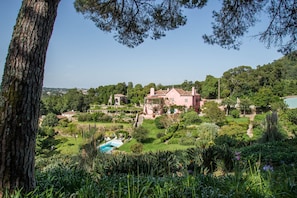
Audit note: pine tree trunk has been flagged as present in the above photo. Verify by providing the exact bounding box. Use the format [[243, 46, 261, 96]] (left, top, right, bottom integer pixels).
[[0, 0, 60, 194]]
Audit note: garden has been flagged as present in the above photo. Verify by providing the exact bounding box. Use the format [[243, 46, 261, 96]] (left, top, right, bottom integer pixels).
[[5, 106, 297, 197]]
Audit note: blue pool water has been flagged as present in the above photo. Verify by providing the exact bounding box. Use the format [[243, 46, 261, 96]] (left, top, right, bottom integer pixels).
[[284, 97, 297, 109], [99, 141, 123, 153]]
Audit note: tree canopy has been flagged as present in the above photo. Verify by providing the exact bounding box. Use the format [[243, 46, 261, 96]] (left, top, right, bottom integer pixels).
[[74, 0, 296, 53], [203, 0, 297, 54]]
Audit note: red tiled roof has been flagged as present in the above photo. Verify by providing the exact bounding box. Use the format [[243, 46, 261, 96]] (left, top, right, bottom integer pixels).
[[155, 89, 168, 95]]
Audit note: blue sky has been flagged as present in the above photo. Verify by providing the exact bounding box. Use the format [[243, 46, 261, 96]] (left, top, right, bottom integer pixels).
[[0, 1, 282, 88]]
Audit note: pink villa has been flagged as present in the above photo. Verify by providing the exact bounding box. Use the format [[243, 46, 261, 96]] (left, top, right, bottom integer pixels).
[[143, 87, 201, 116]]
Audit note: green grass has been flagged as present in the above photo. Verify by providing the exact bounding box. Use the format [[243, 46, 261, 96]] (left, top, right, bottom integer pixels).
[[226, 116, 250, 125], [55, 135, 87, 155], [119, 119, 194, 153]]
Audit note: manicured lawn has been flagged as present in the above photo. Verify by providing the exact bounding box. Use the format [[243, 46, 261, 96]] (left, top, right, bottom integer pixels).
[[55, 135, 87, 155]]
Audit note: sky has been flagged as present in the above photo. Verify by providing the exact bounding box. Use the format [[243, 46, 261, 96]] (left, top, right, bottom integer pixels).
[[0, 1, 283, 89]]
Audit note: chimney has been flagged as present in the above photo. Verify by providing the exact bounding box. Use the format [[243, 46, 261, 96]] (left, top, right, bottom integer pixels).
[[192, 87, 195, 96], [150, 87, 155, 96]]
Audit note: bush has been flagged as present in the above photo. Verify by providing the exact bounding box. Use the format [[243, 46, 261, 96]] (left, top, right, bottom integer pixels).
[[42, 113, 58, 127], [214, 135, 238, 148], [260, 111, 284, 143], [132, 126, 149, 143], [155, 116, 166, 129], [286, 109, 297, 125], [197, 123, 219, 142], [156, 132, 165, 138], [77, 112, 112, 122], [230, 109, 240, 118], [181, 110, 201, 126], [167, 123, 179, 133], [179, 137, 196, 145], [58, 118, 69, 127], [160, 132, 174, 142], [219, 124, 248, 142], [130, 143, 143, 153], [39, 126, 56, 137], [167, 138, 179, 144]]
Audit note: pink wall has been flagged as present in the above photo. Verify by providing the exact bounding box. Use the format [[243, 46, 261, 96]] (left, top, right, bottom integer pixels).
[[144, 87, 200, 115]]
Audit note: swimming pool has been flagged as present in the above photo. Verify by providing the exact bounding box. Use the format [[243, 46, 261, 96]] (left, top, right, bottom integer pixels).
[[284, 97, 297, 109], [99, 140, 123, 153]]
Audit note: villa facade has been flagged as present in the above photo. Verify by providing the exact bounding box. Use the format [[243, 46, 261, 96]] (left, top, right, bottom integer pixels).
[[143, 87, 201, 116]]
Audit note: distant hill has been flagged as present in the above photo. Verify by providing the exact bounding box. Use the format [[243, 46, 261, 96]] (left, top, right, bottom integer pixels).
[[42, 87, 69, 95]]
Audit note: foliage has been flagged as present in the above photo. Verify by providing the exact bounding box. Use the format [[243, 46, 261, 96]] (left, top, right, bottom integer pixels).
[[221, 66, 256, 98], [180, 110, 201, 127], [25, 137, 297, 197], [286, 108, 297, 125], [230, 109, 240, 118], [260, 111, 285, 143], [179, 137, 196, 146], [132, 126, 149, 143], [160, 132, 174, 143], [196, 123, 219, 148], [154, 115, 167, 129], [41, 113, 58, 127], [201, 75, 218, 98], [167, 123, 179, 133], [38, 126, 56, 137], [219, 123, 249, 143], [203, 0, 297, 53], [202, 101, 226, 125], [221, 97, 236, 115], [58, 118, 70, 127], [130, 143, 143, 153], [156, 132, 165, 139], [239, 97, 252, 115], [77, 112, 112, 122], [253, 87, 281, 111], [74, 0, 198, 48]]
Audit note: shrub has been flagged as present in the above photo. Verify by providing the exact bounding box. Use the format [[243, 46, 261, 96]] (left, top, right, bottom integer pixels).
[[156, 132, 165, 138], [214, 134, 238, 148], [230, 109, 240, 118], [58, 118, 69, 127], [116, 130, 129, 139], [260, 111, 284, 143], [179, 137, 195, 145], [130, 143, 143, 153], [197, 123, 219, 142], [167, 138, 179, 144], [160, 132, 174, 142], [155, 116, 166, 129], [77, 112, 112, 122], [167, 123, 179, 133], [42, 113, 58, 127], [39, 126, 56, 137], [286, 108, 297, 125], [181, 110, 201, 126], [219, 124, 248, 142], [132, 126, 149, 143]]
